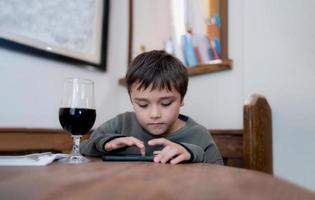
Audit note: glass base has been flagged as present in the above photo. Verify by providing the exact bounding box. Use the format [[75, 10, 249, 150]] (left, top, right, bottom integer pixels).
[[58, 155, 90, 164]]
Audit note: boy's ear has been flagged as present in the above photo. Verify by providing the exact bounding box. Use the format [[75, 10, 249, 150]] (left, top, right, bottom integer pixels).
[[128, 93, 133, 103], [180, 99, 184, 106]]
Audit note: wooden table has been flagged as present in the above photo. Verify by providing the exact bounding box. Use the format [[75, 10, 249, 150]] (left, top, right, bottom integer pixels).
[[0, 159, 314, 200]]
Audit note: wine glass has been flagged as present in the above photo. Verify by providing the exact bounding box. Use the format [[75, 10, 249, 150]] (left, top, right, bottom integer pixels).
[[58, 78, 96, 164]]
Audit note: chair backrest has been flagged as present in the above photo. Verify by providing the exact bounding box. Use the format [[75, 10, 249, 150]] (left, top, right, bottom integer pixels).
[[243, 94, 273, 174], [211, 94, 273, 174]]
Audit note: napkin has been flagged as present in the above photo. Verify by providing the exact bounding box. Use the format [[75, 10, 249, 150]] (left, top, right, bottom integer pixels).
[[0, 152, 67, 166]]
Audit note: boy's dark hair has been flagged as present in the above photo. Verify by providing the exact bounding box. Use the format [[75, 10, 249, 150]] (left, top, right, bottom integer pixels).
[[126, 50, 188, 100]]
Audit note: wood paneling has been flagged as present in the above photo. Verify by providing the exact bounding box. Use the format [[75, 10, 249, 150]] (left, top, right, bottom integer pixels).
[[0, 129, 90, 154], [210, 129, 243, 167]]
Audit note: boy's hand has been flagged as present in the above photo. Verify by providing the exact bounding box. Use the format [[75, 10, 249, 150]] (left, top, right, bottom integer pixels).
[[148, 138, 191, 164], [104, 137, 145, 156]]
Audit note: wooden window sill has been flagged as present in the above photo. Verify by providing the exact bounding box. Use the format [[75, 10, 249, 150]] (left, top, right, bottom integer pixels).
[[118, 59, 232, 86]]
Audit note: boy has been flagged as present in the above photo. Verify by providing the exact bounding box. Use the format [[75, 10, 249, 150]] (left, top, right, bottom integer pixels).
[[80, 50, 223, 165]]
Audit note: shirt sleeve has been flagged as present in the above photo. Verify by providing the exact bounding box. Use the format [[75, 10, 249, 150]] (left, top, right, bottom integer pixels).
[[179, 142, 223, 165], [174, 123, 223, 165], [80, 117, 126, 156]]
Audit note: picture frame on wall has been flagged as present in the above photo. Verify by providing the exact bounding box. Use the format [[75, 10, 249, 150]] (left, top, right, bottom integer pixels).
[[0, 0, 110, 71]]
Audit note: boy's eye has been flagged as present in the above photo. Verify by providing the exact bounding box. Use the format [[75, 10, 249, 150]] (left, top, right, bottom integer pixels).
[[161, 102, 172, 107], [138, 103, 148, 108]]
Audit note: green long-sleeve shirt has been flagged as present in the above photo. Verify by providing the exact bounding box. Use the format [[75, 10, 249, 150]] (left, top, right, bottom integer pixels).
[[80, 112, 223, 164]]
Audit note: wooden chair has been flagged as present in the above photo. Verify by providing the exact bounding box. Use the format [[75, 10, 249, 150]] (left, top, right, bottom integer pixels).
[[0, 94, 272, 174], [211, 94, 273, 174]]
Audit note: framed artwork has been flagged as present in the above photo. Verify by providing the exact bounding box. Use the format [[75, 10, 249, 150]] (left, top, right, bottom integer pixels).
[[0, 0, 110, 71]]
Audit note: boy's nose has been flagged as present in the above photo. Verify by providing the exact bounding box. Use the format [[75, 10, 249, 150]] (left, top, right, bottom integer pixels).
[[150, 106, 161, 118]]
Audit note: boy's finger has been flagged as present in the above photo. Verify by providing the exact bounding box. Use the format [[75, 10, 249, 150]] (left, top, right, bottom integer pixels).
[[132, 141, 145, 156], [129, 137, 144, 147], [153, 146, 171, 163], [104, 143, 112, 151], [148, 138, 170, 146], [114, 137, 130, 145], [153, 154, 162, 163], [170, 154, 186, 164], [111, 138, 125, 146], [108, 142, 123, 150], [160, 148, 177, 164], [153, 151, 161, 155], [140, 148, 146, 156], [130, 137, 146, 156], [105, 142, 127, 150], [105, 138, 129, 150], [106, 137, 145, 155]]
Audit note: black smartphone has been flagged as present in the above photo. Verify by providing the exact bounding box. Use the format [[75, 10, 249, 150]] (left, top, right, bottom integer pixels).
[[102, 154, 154, 162]]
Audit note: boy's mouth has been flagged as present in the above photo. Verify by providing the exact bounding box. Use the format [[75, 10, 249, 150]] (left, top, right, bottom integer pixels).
[[147, 123, 165, 128]]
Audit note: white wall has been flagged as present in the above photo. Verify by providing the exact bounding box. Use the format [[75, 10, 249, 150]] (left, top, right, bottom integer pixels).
[[0, 0, 129, 128], [244, 0, 315, 190]]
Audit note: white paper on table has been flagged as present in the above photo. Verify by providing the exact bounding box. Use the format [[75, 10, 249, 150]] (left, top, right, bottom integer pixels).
[[0, 152, 68, 166]]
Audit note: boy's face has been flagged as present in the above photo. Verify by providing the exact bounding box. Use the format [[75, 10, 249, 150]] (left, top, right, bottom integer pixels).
[[130, 83, 184, 136]]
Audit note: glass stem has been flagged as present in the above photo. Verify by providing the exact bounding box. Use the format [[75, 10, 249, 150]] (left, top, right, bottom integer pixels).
[[71, 135, 82, 157]]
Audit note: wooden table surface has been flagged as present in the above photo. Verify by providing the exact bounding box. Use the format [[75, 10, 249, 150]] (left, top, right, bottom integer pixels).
[[0, 159, 314, 200]]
